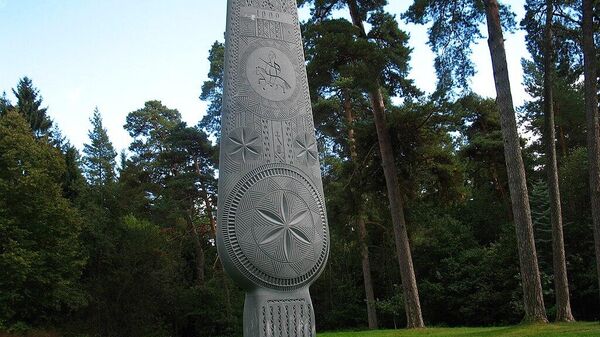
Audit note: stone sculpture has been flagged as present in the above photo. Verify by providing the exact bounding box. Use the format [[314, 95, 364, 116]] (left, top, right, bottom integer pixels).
[[216, 0, 330, 336]]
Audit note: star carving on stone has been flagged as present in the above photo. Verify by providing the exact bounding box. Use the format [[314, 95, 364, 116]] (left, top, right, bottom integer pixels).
[[295, 133, 318, 163], [228, 128, 260, 162], [257, 193, 312, 262]]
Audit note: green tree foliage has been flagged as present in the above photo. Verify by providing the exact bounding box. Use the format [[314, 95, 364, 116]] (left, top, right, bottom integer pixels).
[[83, 107, 117, 187], [4, 0, 600, 333], [199, 41, 225, 139], [404, 0, 515, 96], [0, 92, 12, 116], [124, 100, 218, 286], [77, 215, 179, 337], [453, 94, 511, 242], [558, 147, 599, 320], [11, 77, 53, 138], [0, 111, 86, 330], [520, 0, 587, 160]]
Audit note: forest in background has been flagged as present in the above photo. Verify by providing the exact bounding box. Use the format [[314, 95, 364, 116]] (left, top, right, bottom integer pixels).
[[1, 0, 600, 336]]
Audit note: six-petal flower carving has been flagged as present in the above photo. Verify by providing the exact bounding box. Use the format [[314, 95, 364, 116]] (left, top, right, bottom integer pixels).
[[257, 193, 312, 262], [228, 128, 261, 162], [295, 133, 317, 163]]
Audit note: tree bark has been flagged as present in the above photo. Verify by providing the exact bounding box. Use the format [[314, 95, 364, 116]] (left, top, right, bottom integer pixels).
[[369, 88, 424, 328], [346, 1, 424, 328], [556, 103, 568, 159], [490, 162, 513, 222], [543, 1, 575, 322], [483, 0, 548, 323], [343, 90, 378, 329], [187, 211, 206, 286], [195, 161, 221, 271], [582, 0, 600, 303]]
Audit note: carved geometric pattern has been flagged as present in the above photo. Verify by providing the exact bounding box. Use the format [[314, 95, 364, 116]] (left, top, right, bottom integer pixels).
[[260, 299, 313, 337], [294, 132, 318, 165], [219, 2, 326, 336], [222, 163, 329, 290], [225, 127, 262, 163], [257, 192, 312, 262]]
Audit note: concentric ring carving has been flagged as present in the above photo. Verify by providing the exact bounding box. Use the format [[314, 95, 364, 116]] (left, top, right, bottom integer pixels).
[[222, 163, 329, 290]]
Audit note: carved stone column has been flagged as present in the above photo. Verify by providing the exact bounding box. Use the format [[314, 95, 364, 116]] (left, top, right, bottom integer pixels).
[[216, 1, 330, 336]]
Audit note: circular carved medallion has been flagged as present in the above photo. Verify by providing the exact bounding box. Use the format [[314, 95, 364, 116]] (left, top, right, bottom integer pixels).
[[237, 41, 305, 120], [222, 163, 329, 290], [246, 47, 296, 102]]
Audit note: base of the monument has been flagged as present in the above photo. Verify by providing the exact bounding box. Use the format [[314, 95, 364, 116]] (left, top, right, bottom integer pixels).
[[243, 287, 316, 337]]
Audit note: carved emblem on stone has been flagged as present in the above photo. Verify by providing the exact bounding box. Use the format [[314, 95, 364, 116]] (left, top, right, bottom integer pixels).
[[218, 1, 327, 335], [226, 127, 262, 163], [256, 192, 313, 262], [247, 47, 296, 102], [295, 132, 318, 164], [222, 163, 328, 289]]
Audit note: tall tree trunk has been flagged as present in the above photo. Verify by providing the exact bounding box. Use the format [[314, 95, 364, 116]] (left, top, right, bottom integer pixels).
[[187, 211, 206, 286], [582, 0, 600, 302], [556, 103, 568, 159], [543, 1, 574, 322], [483, 0, 548, 323], [343, 90, 378, 329], [201, 187, 218, 244], [490, 162, 513, 222], [346, 1, 424, 328], [369, 87, 424, 329], [195, 161, 221, 270]]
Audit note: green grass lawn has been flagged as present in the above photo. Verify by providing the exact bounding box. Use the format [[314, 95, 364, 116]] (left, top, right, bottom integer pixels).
[[318, 322, 600, 337]]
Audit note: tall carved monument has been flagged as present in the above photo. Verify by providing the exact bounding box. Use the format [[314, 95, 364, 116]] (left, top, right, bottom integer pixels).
[[216, 0, 330, 336]]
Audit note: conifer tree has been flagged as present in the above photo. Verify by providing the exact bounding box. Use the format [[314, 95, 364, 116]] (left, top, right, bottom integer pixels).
[[199, 41, 225, 140], [406, 0, 548, 322], [11, 77, 53, 138], [83, 107, 117, 187], [582, 0, 600, 303], [0, 91, 12, 116], [301, 0, 425, 327]]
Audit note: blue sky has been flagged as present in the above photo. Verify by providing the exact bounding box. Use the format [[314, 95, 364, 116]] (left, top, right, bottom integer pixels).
[[0, 0, 529, 153]]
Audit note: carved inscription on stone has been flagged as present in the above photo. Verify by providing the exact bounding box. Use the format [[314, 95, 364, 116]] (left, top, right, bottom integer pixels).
[[243, 0, 295, 14], [261, 299, 313, 337]]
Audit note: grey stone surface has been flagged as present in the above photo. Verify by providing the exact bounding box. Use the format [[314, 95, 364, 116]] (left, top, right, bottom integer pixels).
[[216, 1, 330, 336]]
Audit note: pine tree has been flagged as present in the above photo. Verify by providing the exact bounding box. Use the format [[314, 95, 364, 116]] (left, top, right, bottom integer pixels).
[[582, 0, 600, 304], [199, 41, 225, 140], [12, 77, 53, 138], [83, 107, 117, 187], [483, 0, 548, 322], [530, 180, 553, 265], [0, 91, 12, 116], [406, 0, 548, 322], [302, 0, 425, 327]]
